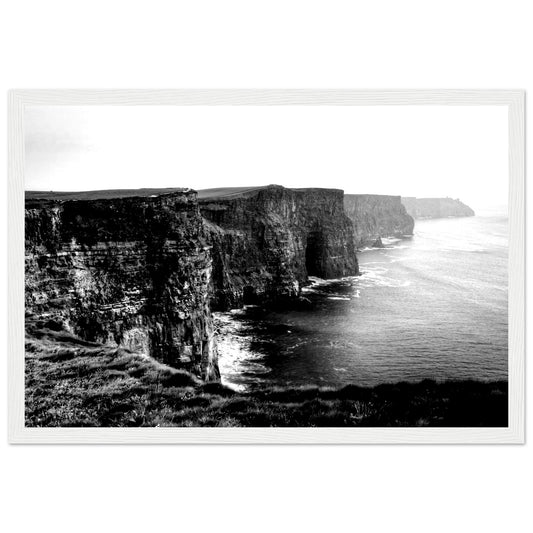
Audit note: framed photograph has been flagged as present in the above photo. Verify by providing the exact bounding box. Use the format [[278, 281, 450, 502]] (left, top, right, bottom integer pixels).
[[8, 89, 524, 443]]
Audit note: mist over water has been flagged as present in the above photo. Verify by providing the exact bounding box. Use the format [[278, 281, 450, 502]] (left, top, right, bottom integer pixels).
[[216, 215, 508, 390]]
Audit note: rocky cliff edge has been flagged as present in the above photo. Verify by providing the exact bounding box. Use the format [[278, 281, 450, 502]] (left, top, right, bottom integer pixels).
[[199, 185, 360, 309]]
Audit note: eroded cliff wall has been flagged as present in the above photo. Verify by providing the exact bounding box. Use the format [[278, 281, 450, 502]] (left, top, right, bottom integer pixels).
[[25, 185, 362, 377], [25, 190, 219, 381], [199, 185, 360, 309], [401, 197, 475, 219], [343, 194, 414, 248]]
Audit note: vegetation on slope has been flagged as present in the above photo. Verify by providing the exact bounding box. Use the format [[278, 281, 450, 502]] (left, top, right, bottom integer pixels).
[[25, 326, 508, 428]]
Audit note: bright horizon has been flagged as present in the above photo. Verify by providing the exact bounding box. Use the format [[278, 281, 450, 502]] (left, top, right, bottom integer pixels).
[[24, 105, 509, 212]]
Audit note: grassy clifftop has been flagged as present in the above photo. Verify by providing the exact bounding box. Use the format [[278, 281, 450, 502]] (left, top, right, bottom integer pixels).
[[25, 326, 508, 428], [25, 188, 191, 202]]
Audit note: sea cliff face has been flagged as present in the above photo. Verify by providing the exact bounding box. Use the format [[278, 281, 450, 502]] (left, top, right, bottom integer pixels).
[[25, 185, 361, 379], [343, 194, 414, 248], [199, 186, 360, 309], [401, 197, 475, 219], [25, 190, 219, 381]]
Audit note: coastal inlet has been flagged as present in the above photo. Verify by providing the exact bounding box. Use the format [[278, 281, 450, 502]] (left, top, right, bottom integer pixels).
[[216, 215, 508, 391]]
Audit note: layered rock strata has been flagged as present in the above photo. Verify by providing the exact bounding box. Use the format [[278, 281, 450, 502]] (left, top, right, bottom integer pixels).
[[25, 185, 362, 378], [199, 185, 360, 309], [343, 194, 414, 248], [25, 190, 219, 381]]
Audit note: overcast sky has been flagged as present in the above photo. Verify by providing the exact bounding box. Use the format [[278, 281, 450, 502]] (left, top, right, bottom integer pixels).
[[24, 105, 508, 210]]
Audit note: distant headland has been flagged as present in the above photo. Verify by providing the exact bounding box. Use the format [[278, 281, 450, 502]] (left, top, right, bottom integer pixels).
[[401, 197, 475, 219]]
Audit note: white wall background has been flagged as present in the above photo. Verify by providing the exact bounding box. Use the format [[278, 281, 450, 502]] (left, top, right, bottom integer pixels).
[[1, 2, 530, 533]]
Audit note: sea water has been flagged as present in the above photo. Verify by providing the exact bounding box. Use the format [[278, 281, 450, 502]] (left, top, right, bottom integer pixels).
[[216, 214, 508, 390]]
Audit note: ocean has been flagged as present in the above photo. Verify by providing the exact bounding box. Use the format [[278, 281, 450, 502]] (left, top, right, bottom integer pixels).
[[216, 214, 508, 390]]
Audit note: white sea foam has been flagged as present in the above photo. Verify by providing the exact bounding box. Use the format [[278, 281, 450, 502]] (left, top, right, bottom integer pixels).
[[357, 267, 411, 289], [381, 237, 401, 245], [303, 275, 360, 294], [385, 244, 408, 250], [214, 311, 271, 390]]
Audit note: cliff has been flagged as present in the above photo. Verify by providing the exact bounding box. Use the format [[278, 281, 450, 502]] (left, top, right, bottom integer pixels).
[[199, 185, 360, 309], [401, 197, 475, 219], [25, 189, 219, 381], [25, 185, 360, 379], [343, 194, 414, 248]]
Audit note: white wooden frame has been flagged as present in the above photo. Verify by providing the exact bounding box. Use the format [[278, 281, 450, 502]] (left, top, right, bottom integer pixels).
[[8, 89, 525, 444]]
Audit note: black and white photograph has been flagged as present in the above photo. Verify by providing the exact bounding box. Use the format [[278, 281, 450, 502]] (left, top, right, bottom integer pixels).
[[21, 98, 515, 429], [3, 3, 532, 533]]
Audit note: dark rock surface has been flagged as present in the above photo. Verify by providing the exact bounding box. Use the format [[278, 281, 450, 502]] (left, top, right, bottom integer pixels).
[[401, 197, 475, 219], [25, 190, 219, 381], [199, 185, 360, 309], [343, 194, 414, 248], [25, 185, 361, 379], [25, 184, 367, 380]]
